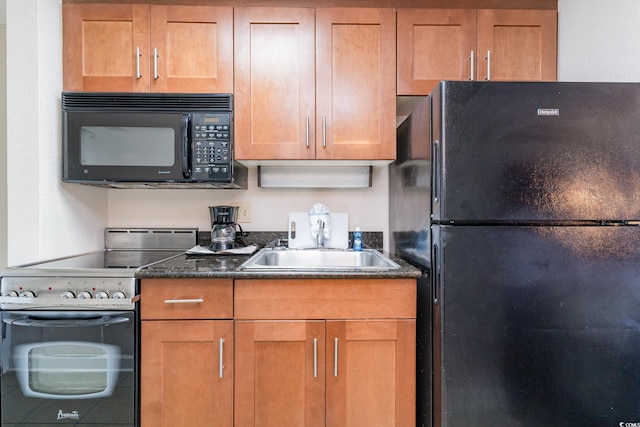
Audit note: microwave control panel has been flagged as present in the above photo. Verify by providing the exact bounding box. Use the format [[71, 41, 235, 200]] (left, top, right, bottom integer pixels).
[[191, 113, 232, 182]]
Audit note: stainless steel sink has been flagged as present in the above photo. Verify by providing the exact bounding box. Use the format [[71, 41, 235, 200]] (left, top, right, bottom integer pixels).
[[240, 248, 400, 271]]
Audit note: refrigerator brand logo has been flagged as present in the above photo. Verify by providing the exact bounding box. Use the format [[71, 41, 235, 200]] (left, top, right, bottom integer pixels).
[[57, 410, 80, 420], [537, 108, 560, 116]]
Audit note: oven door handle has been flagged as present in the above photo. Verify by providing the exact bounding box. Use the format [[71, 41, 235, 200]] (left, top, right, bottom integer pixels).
[[5, 315, 130, 328]]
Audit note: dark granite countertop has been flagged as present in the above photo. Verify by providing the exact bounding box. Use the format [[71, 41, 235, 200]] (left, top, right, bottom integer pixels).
[[135, 231, 421, 280], [136, 251, 421, 279]]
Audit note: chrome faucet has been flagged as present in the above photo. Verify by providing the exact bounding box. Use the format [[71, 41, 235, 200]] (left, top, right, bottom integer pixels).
[[316, 220, 325, 248]]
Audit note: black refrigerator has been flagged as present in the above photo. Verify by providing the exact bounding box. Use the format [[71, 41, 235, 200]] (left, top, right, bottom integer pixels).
[[390, 81, 640, 427]]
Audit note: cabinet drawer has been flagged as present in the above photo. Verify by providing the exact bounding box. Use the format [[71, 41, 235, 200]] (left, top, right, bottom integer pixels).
[[141, 279, 233, 320], [235, 278, 416, 320]]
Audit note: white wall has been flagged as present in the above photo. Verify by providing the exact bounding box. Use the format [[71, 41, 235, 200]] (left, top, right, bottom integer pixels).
[[5, 0, 640, 264], [6, 0, 107, 265], [1, 1, 6, 271], [558, 0, 640, 81]]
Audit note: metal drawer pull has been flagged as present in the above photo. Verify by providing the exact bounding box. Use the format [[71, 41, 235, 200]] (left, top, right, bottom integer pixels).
[[313, 338, 318, 378], [136, 47, 142, 79], [334, 338, 339, 377], [163, 297, 204, 304], [306, 116, 310, 147], [219, 338, 225, 378], [468, 50, 475, 80]]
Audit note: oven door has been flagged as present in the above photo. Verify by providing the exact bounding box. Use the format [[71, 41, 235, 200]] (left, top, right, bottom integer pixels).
[[1, 310, 137, 426], [63, 111, 189, 182]]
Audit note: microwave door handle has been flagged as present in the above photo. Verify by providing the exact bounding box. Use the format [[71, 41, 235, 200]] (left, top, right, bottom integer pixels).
[[5, 315, 130, 328], [181, 113, 191, 179]]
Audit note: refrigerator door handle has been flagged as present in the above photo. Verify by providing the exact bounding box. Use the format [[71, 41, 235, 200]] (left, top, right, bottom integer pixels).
[[433, 243, 440, 304], [432, 226, 441, 305], [433, 139, 440, 204]]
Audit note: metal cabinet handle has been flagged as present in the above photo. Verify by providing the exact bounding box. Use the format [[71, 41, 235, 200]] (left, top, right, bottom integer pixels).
[[484, 50, 491, 81], [219, 338, 225, 378], [163, 298, 204, 304], [468, 50, 475, 81], [322, 117, 327, 148], [153, 48, 160, 79], [313, 338, 318, 378], [333, 337, 339, 377], [306, 116, 310, 148], [136, 47, 142, 79]]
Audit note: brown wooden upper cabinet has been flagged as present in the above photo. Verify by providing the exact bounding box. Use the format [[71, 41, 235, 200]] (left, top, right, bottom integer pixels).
[[397, 8, 557, 95], [62, 4, 233, 93], [234, 7, 396, 161]]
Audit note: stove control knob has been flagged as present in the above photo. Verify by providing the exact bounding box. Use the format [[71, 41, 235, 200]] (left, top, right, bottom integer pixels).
[[112, 291, 126, 299], [77, 291, 93, 299], [6, 290, 19, 298], [95, 291, 109, 299], [19, 290, 37, 298], [60, 291, 76, 299]]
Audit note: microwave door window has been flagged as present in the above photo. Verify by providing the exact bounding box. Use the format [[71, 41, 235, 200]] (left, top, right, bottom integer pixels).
[[80, 126, 175, 167]]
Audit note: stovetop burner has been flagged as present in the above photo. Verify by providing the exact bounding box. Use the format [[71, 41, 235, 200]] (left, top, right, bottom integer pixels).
[[0, 228, 197, 310], [3, 249, 186, 276], [23, 249, 185, 270]]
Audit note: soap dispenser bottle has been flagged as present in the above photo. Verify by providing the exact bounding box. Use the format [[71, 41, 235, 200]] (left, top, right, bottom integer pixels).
[[353, 227, 363, 251]]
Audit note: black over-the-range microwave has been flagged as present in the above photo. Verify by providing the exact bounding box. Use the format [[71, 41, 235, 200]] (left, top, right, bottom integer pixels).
[[62, 92, 247, 188]]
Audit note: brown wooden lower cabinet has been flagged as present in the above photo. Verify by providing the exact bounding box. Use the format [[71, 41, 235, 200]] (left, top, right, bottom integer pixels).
[[235, 320, 326, 426], [141, 320, 234, 427], [326, 320, 416, 426], [140, 278, 416, 426], [234, 319, 415, 427], [140, 278, 234, 427]]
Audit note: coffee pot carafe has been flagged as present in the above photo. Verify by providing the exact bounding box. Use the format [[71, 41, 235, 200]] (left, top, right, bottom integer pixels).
[[209, 206, 243, 250]]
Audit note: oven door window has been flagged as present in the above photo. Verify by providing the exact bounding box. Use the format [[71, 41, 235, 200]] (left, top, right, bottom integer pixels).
[[17, 342, 120, 398], [2, 311, 135, 401]]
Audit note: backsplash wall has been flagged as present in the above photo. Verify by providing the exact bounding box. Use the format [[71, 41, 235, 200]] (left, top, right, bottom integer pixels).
[[107, 166, 390, 249]]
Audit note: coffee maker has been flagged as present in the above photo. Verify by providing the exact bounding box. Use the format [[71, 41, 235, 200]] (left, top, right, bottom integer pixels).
[[209, 206, 244, 251]]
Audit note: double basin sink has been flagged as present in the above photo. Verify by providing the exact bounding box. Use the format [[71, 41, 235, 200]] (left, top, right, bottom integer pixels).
[[240, 247, 400, 271]]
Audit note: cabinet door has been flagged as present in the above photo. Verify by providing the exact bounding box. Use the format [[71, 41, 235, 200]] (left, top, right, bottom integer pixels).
[[326, 320, 416, 427], [316, 8, 396, 160], [235, 321, 326, 426], [477, 9, 557, 81], [234, 8, 316, 160], [397, 9, 477, 95], [141, 320, 233, 427], [62, 4, 150, 92], [150, 6, 233, 93]]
